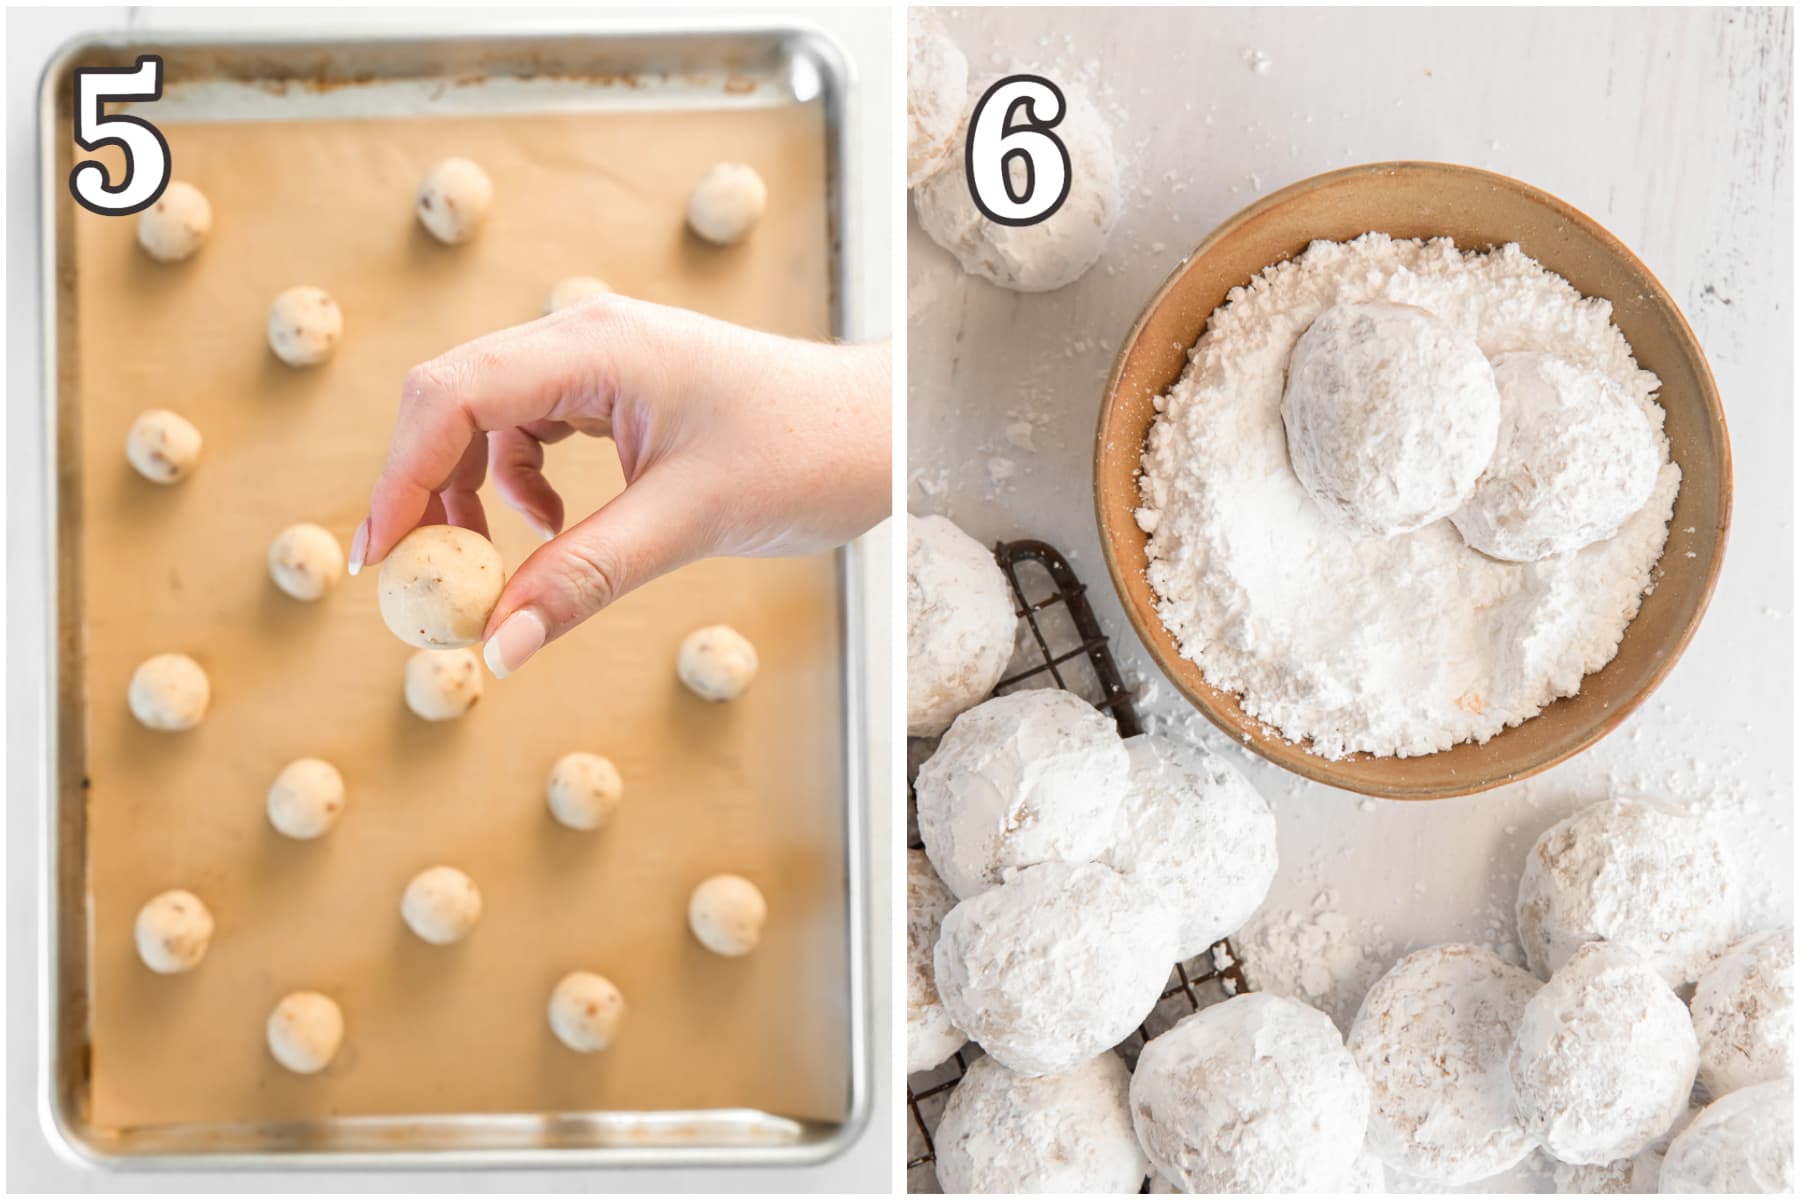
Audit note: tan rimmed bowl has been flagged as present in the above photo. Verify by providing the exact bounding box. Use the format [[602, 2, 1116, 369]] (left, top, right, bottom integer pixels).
[[1095, 162, 1731, 800]]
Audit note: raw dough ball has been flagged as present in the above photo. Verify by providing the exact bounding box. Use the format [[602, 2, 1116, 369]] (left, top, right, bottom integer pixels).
[[906, 849, 965, 1075], [1452, 353, 1662, 561], [267, 522, 345, 601], [1348, 942, 1541, 1185], [377, 524, 505, 650], [688, 874, 766, 956], [1281, 301, 1501, 536], [267, 285, 343, 367], [1555, 1106, 1696, 1195], [134, 889, 214, 973], [137, 180, 212, 263], [1507, 941, 1697, 1166], [686, 163, 767, 246], [676, 624, 759, 701], [401, 865, 482, 944], [124, 409, 202, 484], [545, 751, 624, 831], [907, 513, 1016, 737], [1691, 927, 1794, 1098], [544, 275, 611, 314], [547, 970, 627, 1053], [935, 1052, 1149, 1194], [1517, 796, 1739, 986], [913, 77, 1120, 293], [128, 652, 210, 731], [933, 860, 1175, 1078], [906, 11, 968, 187], [267, 757, 346, 840], [266, 991, 344, 1075], [403, 648, 483, 721], [1658, 1079, 1794, 1194], [1131, 992, 1372, 1193], [416, 156, 493, 244], [1104, 734, 1278, 961], [914, 689, 1130, 900]]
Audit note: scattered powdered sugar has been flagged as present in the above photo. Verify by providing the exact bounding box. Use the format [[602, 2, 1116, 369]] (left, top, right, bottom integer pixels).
[[1233, 888, 1395, 1031]]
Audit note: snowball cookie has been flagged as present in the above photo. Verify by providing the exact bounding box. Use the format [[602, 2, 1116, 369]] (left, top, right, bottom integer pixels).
[[933, 860, 1175, 1078], [266, 285, 343, 367], [403, 648, 483, 721], [547, 970, 627, 1053], [401, 865, 482, 944], [134, 889, 214, 973], [1691, 927, 1794, 1098], [686, 163, 767, 246], [676, 624, 759, 701], [1508, 941, 1697, 1166], [913, 77, 1121, 293], [545, 751, 624, 831], [1104, 735, 1278, 961], [906, 849, 965, 1075], [266, 991, 344, 1075], [1159, 1150, 1384, 1194], [128, 652, 210, 732], [544, 275, 611, 314], [906, 10, 968, 187], [267, 757, 346, 840], [416, 156, 494, 244], [1517, 795, 1739, 986], [688, 873, 766, 957], [267, 522, 345, 601], [1281, 301, 1501, 537], [1555, 1105, 1696, 1195], [1131, 992, 1372, 1193], [137, 180, 212, 263], [907, 513, 1016, 737], [1452, 353, 1662, 562], [1658, 1079, 1794, 1194], [1348, 943, 1541, 1185], [125, 409, 202, 484], [914, 689, 1130, 900], [377, 524, 505, 650], [934, 1052, 1149, 1194]]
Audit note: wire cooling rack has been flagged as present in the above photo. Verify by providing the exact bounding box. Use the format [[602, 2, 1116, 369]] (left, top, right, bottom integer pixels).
[[905, 538, 1250, 1194]]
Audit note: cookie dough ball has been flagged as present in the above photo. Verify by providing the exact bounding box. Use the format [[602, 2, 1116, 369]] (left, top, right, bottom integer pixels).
[[934, 860, 1174, 1077], [1452, 353, 1662, 562], [403, 648, 482, 721], [267, 285, 343, 367], [547, 970, 627, 1053], [686, 163, 766, 246], [1348, 943, 1541, 1185], [128, 652, 209, 732], [134, 889, 214, 973], [1104, 735, 1278, 961], [688, 874, 766, 957], [1131, 992, 1372, 1193], [416, 156, 493, 244], [906, 850, 965, 1075], [913, 77, 1120, 292], [1517, 796, 1739, 986], [1658, 1079, 1794, 1194], [1508, 941, 1697, 1166], [907, 513, 1016, 737], [676, 625, 759, 701], [266, 991, 344, 1075], [377, 525, 505, 650], [1281, 301, 1501, 536], [401, 865, 482, 944], [545, 751, 623, 831], [125, 409, 202, 484], [914, 689, 1130, 899], [267, 757, 346, 840], [906, 11, 968, 187], [544, 275, 611, 314], [267, 522, 345, 601], [137, 180, 212, 263], [935, 1052, 1149, 1194], [1691, 928, 1794, 1098]]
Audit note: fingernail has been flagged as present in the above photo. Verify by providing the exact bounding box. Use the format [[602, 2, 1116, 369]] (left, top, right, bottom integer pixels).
[[525, 514, 557, 543], [483, 608, 546, 679], [347, 519, 369, 577]]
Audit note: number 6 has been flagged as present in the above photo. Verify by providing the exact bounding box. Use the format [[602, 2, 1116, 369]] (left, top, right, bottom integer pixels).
[[69, 55, 172, 217], [964, 74, 1072, 228]]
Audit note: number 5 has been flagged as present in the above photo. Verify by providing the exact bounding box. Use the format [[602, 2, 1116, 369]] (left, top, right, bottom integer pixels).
[[964, 74, 1072, 228], [69, 55, 172, 217]]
